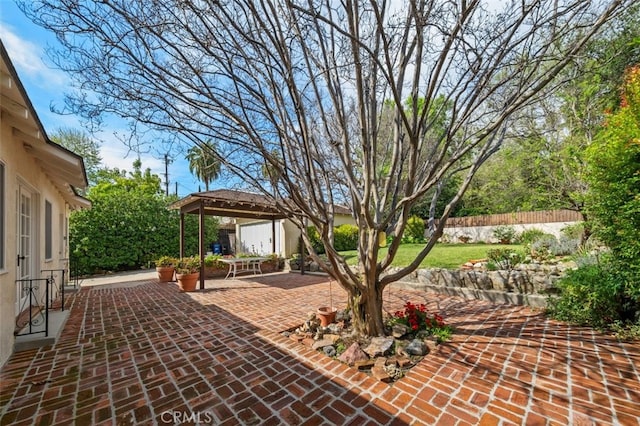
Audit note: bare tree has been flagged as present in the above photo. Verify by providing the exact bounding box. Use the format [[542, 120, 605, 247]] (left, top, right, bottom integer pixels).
[[21, 0, 629, 336]]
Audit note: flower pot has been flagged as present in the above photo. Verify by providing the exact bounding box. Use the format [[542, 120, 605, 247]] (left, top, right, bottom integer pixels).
[[316, 306, 337, 327], [176, 272, 199, 292], [156, 266, 175, 282]]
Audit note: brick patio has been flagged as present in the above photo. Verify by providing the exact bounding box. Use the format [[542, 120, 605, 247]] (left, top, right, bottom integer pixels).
[[1, 272, 639, 425]]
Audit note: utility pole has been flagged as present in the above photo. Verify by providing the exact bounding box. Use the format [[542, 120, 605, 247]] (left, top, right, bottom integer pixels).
[[175, 182, 178, 197], [164, 153, 170, 196]]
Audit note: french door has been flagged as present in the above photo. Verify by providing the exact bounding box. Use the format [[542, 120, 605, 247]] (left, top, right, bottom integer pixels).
[[16, 186, 34, 315]]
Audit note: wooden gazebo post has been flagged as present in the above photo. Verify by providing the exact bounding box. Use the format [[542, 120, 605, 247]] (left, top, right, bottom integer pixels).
[[199, 200, 205, 290], [179, 212, 185, 258]]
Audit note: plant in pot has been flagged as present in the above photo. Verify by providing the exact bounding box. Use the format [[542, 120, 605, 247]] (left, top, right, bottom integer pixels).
[[155, 256, 176, 282], [317, 279, 337, 327], [175, 256, 201, 292]]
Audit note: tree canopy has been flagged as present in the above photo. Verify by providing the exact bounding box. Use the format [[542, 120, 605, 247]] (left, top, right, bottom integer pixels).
[[50, 127, 102, 186], [186, 140, 221, 192], [22, 0, 631, 336], [453, 5, 640, 218]]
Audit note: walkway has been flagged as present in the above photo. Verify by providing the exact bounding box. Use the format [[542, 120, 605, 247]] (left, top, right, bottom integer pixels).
[[1, 272, 638, 425]]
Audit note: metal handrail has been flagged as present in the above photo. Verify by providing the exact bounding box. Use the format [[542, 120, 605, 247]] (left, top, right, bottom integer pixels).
[[15, 278, 50, 337]]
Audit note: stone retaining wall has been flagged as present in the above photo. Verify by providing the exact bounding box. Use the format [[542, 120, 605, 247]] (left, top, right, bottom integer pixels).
[[386, 263, 573, 308]]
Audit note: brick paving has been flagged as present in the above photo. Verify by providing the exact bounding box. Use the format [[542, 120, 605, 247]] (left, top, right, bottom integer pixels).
[[1, 272, 639, 425]]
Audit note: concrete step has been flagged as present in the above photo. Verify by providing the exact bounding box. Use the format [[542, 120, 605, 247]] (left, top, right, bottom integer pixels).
[[14, 310, 70, 352]]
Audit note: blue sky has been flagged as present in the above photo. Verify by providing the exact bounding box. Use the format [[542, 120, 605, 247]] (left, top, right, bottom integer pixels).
[[0, 1, 205, 196]]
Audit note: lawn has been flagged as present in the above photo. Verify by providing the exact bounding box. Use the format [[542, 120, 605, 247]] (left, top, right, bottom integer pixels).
[[339, 243, 524, 269]]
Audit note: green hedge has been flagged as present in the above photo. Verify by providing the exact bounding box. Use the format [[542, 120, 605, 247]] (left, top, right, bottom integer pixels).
[[306, 224, 359, 253]]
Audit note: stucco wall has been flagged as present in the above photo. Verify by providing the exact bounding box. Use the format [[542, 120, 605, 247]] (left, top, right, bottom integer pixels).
[[0, 125, 71, 368], [236, 214, 356, 257], [441, 222, 580, 243]]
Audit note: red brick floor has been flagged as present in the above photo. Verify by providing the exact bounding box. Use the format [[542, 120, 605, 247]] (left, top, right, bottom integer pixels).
[[1, 272, 639, 425]]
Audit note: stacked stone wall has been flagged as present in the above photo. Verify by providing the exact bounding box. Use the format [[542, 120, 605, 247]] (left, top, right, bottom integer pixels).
[[387, 263, 574, 307]]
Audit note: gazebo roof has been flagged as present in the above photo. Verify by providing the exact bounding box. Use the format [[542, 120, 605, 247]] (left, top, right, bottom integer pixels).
[[169, 189, 290, 220]]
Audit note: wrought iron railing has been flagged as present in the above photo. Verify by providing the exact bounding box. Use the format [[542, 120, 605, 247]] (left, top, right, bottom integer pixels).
[[15, 278, 50, 337], [41, 268, 66, 312], [68, 256, 81, 289]]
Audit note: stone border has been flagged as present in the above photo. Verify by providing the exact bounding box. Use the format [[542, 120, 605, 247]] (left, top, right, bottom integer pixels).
[[390, 280, 550, 308]]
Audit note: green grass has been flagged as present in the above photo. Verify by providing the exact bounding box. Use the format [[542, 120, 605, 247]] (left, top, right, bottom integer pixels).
[[339, 243, 524, 269]]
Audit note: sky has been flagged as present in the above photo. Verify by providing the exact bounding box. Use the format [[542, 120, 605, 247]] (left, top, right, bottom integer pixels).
[[0, 1, 204, 197]]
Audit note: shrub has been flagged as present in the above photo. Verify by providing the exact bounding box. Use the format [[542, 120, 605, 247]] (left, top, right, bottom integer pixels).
[[402, 216, 426, 244], [529, 235, 580, 260], [175, 256, 201, 274], [492, 225, 517, 244], [334, 224, 359, 251], [204, 254, 226, 268], [518, 228, 549, 246], [552, 236, 580, 256], [155, 256, 176, 267], [529, 235, 557, 261], [486, 248, 524, 270], [306, 226, 325, 254], [547, 257, 640, 330], [458, 235, 471, 243], [561, 223, 585, 240]]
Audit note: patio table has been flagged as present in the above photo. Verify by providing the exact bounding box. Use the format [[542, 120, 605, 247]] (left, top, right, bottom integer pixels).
[[219, 257, 268, 279]]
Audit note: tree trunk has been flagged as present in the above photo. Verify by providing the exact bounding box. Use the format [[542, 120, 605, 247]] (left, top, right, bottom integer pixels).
[[347, 279, 386, 337]]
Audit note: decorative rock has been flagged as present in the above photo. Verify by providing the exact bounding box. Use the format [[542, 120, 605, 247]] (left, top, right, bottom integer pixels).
[[397, 356, 412, 368], [392, 324, 409, 338], [335, 309, 350, 322], [327, 323, 343, 334], [384, 363, 403, 381], [371, 364, 392, 382], [405, 339, 428, 356], [302, 338, 315, 347], [354, 359, 375, 370], [312, 339, 335, 350], [306, 311, 317, 321], [323, 346, 337, 357], [281, 331, 291, 337], [289, 334, 304, 343], [363, 337, 395, 358], [424, 339, 438, 353], [323, 334, 341, 344], [338, 342, 370, 366]]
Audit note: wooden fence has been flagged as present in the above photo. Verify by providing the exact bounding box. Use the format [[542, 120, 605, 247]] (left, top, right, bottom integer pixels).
[[443, 209, 583, 228]]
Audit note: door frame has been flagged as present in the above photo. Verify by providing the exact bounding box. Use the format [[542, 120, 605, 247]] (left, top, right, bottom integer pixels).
[[15, 180, 39, 316]]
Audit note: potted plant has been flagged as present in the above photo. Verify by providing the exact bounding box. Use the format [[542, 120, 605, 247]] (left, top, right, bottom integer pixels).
[[175, 256, 201, 292], [155, 256, 176, 282], [316, 279, 337, 327]]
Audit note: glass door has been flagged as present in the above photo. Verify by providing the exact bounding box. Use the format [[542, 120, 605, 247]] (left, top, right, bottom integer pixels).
[[16, 186, 33, 315]]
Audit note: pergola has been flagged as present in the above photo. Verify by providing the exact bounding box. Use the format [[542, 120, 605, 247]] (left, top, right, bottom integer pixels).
[[169, 189, 291, 289]]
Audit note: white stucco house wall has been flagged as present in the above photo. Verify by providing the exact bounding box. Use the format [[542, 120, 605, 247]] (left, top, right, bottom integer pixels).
[[236, 209, 354, 257], [0, 41, 90, 368]]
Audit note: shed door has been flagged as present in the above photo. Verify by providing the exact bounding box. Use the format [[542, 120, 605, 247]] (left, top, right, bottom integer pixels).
[[239, 221, 280, 256]]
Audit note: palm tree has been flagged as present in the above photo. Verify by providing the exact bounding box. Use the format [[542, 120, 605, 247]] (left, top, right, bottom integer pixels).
[[186, 141, 221, 191]]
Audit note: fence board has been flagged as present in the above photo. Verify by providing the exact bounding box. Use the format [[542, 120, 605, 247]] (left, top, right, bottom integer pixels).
[[443, 209, 582, 228]]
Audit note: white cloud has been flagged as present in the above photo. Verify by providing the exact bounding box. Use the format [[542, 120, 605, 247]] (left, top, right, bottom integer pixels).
[[0, 23, 68, 87], [97, 131, 164, 173]]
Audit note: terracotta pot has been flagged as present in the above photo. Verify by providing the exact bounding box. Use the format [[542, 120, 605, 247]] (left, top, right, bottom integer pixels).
[[316, 306, 337, 327], [156, 266, 175, 282], [176, 272, 199, 292]]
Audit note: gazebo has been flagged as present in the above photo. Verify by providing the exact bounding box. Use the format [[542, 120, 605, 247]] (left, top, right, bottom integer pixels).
[[169, 189, 291, 289]]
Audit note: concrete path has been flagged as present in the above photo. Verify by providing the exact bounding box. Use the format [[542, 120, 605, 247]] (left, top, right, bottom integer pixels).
[[1, 272, 638, 425]]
